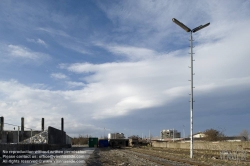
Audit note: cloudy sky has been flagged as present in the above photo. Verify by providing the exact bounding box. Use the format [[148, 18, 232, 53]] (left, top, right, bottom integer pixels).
[[0, 0, 249, 138]]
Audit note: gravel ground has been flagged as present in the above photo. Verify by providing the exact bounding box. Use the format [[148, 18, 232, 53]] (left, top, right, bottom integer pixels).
[[86, 148, 192, 166], [86, 147, 250, 166], [87, 148, 159, 166]]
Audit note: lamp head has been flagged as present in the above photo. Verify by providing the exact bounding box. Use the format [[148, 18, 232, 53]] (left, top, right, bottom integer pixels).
[[172, 18, 191, 32], [192, 23, 210, 33]]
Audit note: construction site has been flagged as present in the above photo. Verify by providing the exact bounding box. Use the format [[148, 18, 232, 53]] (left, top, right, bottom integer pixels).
[[0, 116, 72, 164]]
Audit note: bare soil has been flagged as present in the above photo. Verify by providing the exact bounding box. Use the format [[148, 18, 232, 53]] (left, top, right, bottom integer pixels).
[[86, 147, 250, 166]]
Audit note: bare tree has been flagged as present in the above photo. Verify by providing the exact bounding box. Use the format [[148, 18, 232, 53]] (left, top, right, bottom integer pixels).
[[203, 128, 225, 141], [72, 135, 89, 145], [239, 129, 249, 140]]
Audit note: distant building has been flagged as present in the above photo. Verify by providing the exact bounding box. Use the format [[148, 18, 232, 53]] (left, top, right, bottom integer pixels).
[[108, 133, 125, 139], [128, 135, 140, 146], [191, 132, 247, 142], [128, 135, 141, 139], [193, 132, 207, 138], [224, 136, 247, 142], [161, 129, 181, 139], [108, 133, 128, 147]]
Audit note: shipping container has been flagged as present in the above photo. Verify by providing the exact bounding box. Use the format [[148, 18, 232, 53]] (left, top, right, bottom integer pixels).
[[98, 139, 109, 147], [88, 138, 98, 147]]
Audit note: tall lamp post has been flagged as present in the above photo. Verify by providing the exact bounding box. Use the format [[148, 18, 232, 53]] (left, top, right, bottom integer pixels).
[[172, 18, 210, 159]]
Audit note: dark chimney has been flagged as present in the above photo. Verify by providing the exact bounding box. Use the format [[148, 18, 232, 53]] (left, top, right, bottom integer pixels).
[[0, 116, 4, 131], [61, 118, 64, 132], [41, 118, 44, 131], [21, 117, 24, 133]]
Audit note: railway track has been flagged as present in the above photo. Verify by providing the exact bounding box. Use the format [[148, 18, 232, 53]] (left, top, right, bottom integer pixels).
[[87, 147, 250, 166], [126, 148, 211, 166]]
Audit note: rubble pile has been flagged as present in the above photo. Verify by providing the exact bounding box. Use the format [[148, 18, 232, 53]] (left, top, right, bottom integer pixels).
[[21, 130, 48, 144]]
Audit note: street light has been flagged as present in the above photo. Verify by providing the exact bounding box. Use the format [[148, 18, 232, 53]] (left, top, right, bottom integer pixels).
[[172, 18, 210, 159]]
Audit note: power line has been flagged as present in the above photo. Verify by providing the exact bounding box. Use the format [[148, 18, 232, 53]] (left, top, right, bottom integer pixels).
[[4, 122, 33, 130]]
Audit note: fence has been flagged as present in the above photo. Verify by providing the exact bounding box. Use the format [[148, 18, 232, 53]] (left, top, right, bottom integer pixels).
[[152, 141, 250, 150]]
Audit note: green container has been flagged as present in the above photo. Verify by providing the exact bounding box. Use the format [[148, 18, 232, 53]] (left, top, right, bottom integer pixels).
[[88, 138, 98, 147]]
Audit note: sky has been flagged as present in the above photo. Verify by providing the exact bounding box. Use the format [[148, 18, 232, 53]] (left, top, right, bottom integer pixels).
[[0, 0, 249, 138]]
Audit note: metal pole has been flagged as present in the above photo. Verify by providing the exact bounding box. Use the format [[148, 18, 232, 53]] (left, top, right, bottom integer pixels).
[[104, 127, 105, 139], [183, 125, 186, 139], [18, 126, 20, 144], [190, 31, 194, 158], [149, 130, 150, 140], [173, 128, 174, 142], [172, 18, 209, 159]]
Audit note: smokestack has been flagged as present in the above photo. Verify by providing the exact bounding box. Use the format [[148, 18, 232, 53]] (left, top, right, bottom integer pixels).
[[0, 116, 4, 131], [41, 118, 44, 131], [21, 117, 24, 141], [0, 116, 3, 141], [61, 118, 64, 132], [21, 117, 24, 133]]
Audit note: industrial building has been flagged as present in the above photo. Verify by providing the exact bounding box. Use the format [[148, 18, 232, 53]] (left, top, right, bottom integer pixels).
[[0, 116, 72, 156], [108, 132, 128, 147], [108, 133, 125, 139], [0, 117, 71, 144], [161, 129, 181, 139]]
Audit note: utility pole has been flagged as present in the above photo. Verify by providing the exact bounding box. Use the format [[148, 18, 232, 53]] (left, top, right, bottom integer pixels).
[[173, 128, 175, 142], [172, 18, 210, 158]]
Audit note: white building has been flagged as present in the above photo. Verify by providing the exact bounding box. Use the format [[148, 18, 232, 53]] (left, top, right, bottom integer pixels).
[[108, 133, 125, 139], [193, 132, 207, 138]]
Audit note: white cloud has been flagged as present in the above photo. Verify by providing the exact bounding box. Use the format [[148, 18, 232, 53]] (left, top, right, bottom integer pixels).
[[97, 0, 250, 52], [8, 45, 39, 59], [27, 38, 47, 47], [97, 1, 211, 49], [37, 28, 92, 55], [66, 81, 85, 88], [1, 39, 249, 133], [30, 83, 50, 90], [50, 73, 68, 79], [63, 58, 183, 118], [0, 80, 101, 136], [63, 27, 250, 118], [65, 68, 248, 120], [0, 44, 50, 63], [37, 39, 46, 46], [60, 42, 92, 55], [96, 43, 158, 61], [38, 27, 70, 38]]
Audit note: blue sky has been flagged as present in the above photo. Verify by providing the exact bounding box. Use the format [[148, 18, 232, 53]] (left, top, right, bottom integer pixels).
[[0, 0, 249, 138]]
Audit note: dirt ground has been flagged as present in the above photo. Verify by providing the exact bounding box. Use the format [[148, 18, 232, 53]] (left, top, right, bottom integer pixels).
[[86, 147, 250, 166]]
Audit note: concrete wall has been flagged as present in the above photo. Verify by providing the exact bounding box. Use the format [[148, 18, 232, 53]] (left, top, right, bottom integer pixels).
[[0, 127, 72, 145], [151, 141, 250, 150], [48, 126, 66, 145], [66, 135, 72, 145], [1, 131, 41, 143]]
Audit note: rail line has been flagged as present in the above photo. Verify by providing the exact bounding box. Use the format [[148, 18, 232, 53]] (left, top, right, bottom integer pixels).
[[95, 147, 249, 165], [123, 149, 193, 166], [125, 148, 211, 166]]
